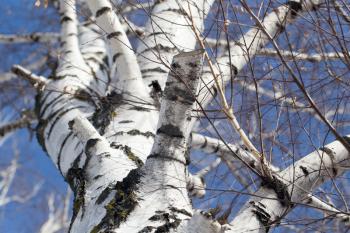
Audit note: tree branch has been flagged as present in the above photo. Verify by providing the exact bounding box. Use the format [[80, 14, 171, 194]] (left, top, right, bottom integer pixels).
[[0, 110, 36, 139], [196, 0, 325, 109], [227, 135, 350, 232], [86, 0, 147, 97], [58, 0, 86, 67], [240, 0, 350, 151], [11, 65, 47, 89], [69, 116, 137, 187], [0, 32, 60, 44], [136, 0, 215, 94], [105, 50, 206, 232]]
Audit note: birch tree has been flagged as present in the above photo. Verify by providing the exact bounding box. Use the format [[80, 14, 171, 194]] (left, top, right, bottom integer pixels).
[[1, 0, 350, 232]]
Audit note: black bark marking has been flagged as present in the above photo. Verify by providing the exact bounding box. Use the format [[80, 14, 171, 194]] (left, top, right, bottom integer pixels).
[[39, 93, 65, 118], [252, 210, 271, 232], [200, 136, 208, 149], [212, 143, 220, 154], [74, 88, 95, 105], [65, 153, 86, 232], [276, 22, 286, 33], [141, 67, 168, 74], [67, 32, 77, 37], [129, 106, 151, 112], [148, 80, 163, 93], [110, 143, 144, 167], [261, 175, 291, 207], [95, 186, 112, 205], [91, 91, 123, 134], [138, 226, 155, 233], [36, 119, 49, 152], [47, 106, 85, 139], [140, 44, 177, 54], [57, 132, 73, 173], [231, 64, 238, 75], [286, 1, 302, 18], [123, 145, 144, 168], [60, 16, 73, 23], [127, 129, 155, 138], [319, 146, 337, 176], [212, 86, 218, 99], [52, 73, 79, 80], [149, 209, 183, 233], [148, 153, 187, 165], [164, 86, 195, 105], [148, 31, 170, 37], [85, 138, 100, 156], [319, 146, 333, 155], [107, 31, 122, 40], [112, 53, 122, 62], [94, 175, 103, 180], [169, 207, 192, 217], [248, 160, 256, 169], [157, 124, 183, 138], [36, 91, 51, 114], [299, 165, 309, 176], [159, 8, 187, 16], [95, 7, 111, 18], [171, 62, 181, 69], [92, 169, 142, 231], [118, 120, 133, 124]]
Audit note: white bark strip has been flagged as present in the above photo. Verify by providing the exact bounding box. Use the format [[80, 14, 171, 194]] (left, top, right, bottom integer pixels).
[[303, 194, 350, 224], [79, 21, 110, 95], [68, 116, 137, 233], [114, 50, 204, 233], [227, 136, 350, 233], [256, 48, 349, 62], [11, 65, 47, 90], [0, 32, 60, 43], [58, 0, 86, 68], [191, 133, 268, 173], [69, 116, 136, 187], [137, 0, 214, 93], [86, 0, 147, 98]]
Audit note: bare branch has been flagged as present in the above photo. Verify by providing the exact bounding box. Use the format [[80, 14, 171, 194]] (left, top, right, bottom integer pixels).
[[240, 0, 350, 151], [86, 0, 147, 97], [256, 48, 348, 62], [58, 0, 86, 67], [228, 135, 350, 232], [188, 158, 221, 198], [0, 110, 36, 138], [11, 65, 47, 89], [0, 32, 59, 44], [333, 0, 350, 23]]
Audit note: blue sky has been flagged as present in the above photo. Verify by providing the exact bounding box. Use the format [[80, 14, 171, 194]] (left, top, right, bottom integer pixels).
[[0, 1, 68, 232]]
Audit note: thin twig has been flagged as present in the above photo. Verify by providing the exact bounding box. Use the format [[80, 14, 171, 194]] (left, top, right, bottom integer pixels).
[[11, 65, 47, 90]]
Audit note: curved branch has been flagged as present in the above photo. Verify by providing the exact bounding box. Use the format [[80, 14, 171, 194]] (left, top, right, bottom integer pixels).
[[227, 135, 350, 232]]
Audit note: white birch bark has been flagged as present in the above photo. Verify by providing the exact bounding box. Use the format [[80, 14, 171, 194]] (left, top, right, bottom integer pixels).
[[26, 0, 350, 232], [113, 49, 205, 233], [137, 0, 214, 92], [0, 32, 60, 43], [226, 136, 350, 233]]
